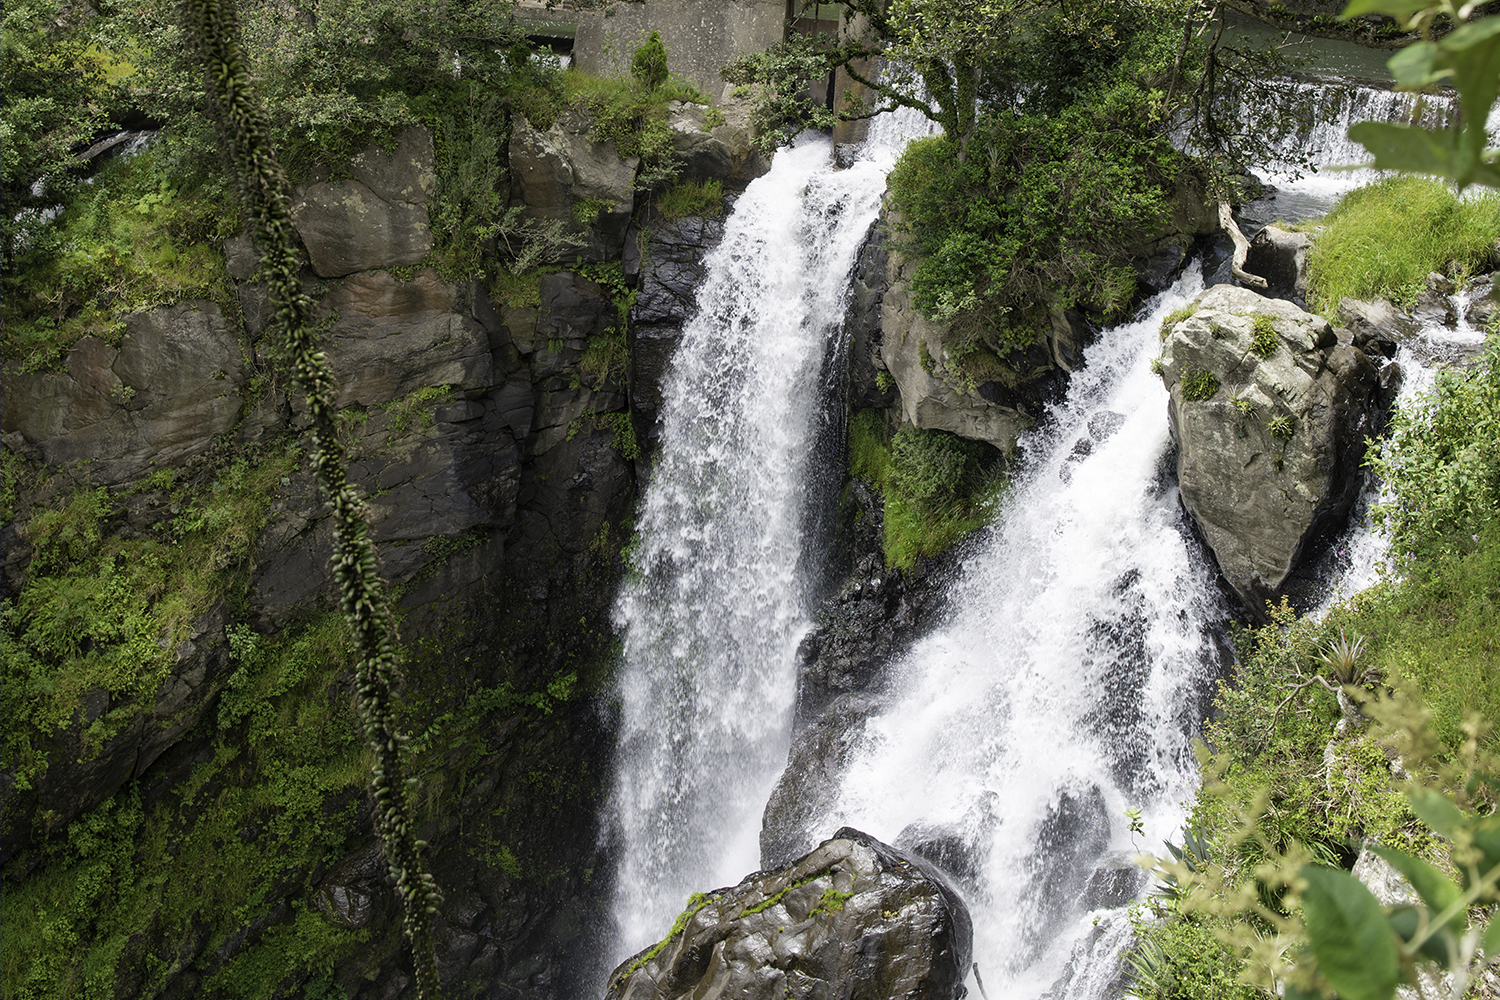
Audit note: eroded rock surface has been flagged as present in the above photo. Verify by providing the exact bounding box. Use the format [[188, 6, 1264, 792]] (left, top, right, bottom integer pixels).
[[1158, 284, 1381, 615], [291, 127, 436, 277], [508, 111, 638, 262], [605, 829, 972, 1000]]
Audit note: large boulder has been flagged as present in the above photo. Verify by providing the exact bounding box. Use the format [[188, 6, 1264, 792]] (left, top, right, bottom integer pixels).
[[508, 111, 639, 262], [604, 828, 972, 1000], [1246, 225, 1314, 302], [1157, 284, 1381, 615], [664, 100, 771, 188], [1, 301, 246, 484], [291, 126, 436, 277]]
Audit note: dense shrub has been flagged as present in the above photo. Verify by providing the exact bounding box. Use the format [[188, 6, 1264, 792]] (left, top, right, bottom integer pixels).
[[885, 90, 1182, 355], [848, 411, 1005, 570]]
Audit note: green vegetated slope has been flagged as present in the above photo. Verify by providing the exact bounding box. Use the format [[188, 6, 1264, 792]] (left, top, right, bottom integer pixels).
[[1132, 178, 1500, 1000], [1, 3, 701, 996]]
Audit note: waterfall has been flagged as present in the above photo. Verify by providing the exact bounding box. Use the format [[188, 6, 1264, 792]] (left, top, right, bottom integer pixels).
[[790, 273, 1224, 998], [603, 134, 901, 965]]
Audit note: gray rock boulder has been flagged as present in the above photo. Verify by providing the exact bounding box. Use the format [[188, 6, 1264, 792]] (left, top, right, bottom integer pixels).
[[605, 828, 972, 1000], [291, 127, 436, 277], [1466, 274, 1499, 329], [2, 301, 246, 484], [1246, 225, 1314, 302], [1158, 285, 1380, 616], [665, 100, 770, 188], [508, 112, 638, 262]]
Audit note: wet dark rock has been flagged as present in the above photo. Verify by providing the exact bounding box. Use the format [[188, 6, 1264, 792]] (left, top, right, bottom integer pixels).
[[1082, 853, 1149, 910], [894, 822, 985, 890], [846, 222, 894, 410], [606, 828, 972, 1000], [1245, 225, 1313, 302], [1466, 275, 1499, 329], [761, 694, 885, 869]]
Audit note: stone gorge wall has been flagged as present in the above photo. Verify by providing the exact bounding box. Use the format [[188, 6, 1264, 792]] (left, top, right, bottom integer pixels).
[[0, 111, 763, 998]]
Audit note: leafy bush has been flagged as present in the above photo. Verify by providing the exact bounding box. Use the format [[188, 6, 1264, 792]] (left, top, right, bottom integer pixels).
[[848, 411, 1005, 570], [1305, 176, 1500, 317], [885, 91, 1181, 356], [631, 30, 668, 91], [655, 179, 724, 220], [1367, 335, 1500, 568]]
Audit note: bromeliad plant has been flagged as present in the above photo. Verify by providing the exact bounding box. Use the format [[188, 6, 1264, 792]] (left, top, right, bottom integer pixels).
[[181, 0, 441, 993]]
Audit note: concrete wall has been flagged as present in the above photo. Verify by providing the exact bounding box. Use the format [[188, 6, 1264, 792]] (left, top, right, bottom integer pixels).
[[573, 0, 789, 98]]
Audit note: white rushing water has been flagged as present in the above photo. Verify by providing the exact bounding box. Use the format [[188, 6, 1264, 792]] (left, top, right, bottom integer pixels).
[[604, 132, 904, 963], [804, 272, 1226, 999]]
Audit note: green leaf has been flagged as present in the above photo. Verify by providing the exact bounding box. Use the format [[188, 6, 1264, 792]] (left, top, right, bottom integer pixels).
[[1284, 982, 1328, 1000], [1483, 914, 1500, 958], [1387, 41, 1447, 89], [1368, 846, 1464, 932], [1301, 864, 1402, 1000], [1388, 905, 1461, 966], [1347, 122, 1458, 178], [1339, 0, 1433, 20], [1409, 788, 1467, 839]]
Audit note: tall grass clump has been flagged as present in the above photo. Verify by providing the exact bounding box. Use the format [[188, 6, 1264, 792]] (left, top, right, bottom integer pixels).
[[1305, 175, 1500, 317], [847, 410, 1005, 570]]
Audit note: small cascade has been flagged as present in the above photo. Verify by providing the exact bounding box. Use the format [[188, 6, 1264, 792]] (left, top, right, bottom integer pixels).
[[806, 273, 1228, 999], [603, 133, 905, 966]]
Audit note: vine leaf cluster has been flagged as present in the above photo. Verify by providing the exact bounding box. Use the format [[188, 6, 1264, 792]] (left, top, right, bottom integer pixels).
[[180, 0, 442, 993]]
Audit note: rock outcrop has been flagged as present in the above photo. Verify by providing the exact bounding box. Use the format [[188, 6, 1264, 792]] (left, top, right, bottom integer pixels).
[[291, 127, 437, 277], [508, 111, 639, 262], [1245, 224, 1314, 302], [605, 828, 973, 1000], [1157, 284, 1382, 615], [2, 302, 246, 484]]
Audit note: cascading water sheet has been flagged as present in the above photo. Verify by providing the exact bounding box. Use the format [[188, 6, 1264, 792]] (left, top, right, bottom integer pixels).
[[605, 135, 898, 964], [810, 273, 1228, 999]]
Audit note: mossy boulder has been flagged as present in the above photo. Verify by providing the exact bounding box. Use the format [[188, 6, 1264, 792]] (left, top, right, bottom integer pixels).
[[605, 828, 972, 1000]]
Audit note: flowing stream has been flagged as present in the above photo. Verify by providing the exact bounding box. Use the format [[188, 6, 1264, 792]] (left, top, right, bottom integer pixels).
[[604, 132, 903, 963]]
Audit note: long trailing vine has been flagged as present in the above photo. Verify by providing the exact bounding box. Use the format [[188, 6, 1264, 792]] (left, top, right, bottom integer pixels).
[[180, 0, 442, 993]]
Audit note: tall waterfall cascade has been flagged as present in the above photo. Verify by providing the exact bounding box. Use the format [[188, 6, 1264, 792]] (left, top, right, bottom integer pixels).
[[600, 67, 1482, 998], [604, 133, 905, 964]]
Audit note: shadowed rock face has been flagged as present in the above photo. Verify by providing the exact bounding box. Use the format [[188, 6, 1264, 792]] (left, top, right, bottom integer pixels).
[[1157, 284, 1381, 617], [605, 828, 972, 1000]]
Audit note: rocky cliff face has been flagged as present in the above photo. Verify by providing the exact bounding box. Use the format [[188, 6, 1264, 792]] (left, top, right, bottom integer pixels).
[[0, 117, 760, 999]]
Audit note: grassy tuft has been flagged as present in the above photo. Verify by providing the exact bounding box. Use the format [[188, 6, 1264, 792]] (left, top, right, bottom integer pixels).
[[654, 179, 725, 220], [1305, 175, 1500, 318]]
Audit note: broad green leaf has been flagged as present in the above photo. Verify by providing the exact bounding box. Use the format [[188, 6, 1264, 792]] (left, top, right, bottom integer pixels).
[[1340, 0, 1433, 20], [1387, 41, 1447, 88], [1301, 864, 1402, 1000], [1369, 846, 1465, 933], [1284, 982, 1328, 1000], [1347, 122, 1457, 176], [1409, 789, 1467, 839], [1484, 914, 1500, 958], [1388, 905, 1460, 966]]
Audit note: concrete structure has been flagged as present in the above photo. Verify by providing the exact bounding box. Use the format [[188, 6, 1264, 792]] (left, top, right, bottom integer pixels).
[[573, 0, 790, 98]]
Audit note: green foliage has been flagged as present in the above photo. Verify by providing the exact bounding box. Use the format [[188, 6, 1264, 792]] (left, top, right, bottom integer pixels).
[[1268, 414, 1295, 440], [1340, 0, 1500, 190], [381, 385, 453, 439], [1181, 369, 1220, 401], [1305, 176, 1500, 317], [721, 33, 840, 154], [654, 179, 725, 220], [1, 613, 377, 1000], [885, 94, 1180, 354], [563, 71, 701, 191], [429, 86, 506, 281], [630, 31, 668, 91], [1160, 305, 1197, 341], [2, 451, 300, 791], [848, 410, 1005, 570], [1250, 315, 1279, 358], [1366, 333, 1500, 568], [1, 142, 240, 370], [0, 0, 123, 267]]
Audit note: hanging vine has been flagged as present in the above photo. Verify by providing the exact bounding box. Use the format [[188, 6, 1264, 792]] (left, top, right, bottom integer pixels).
[[180, 0, 442, 993]]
